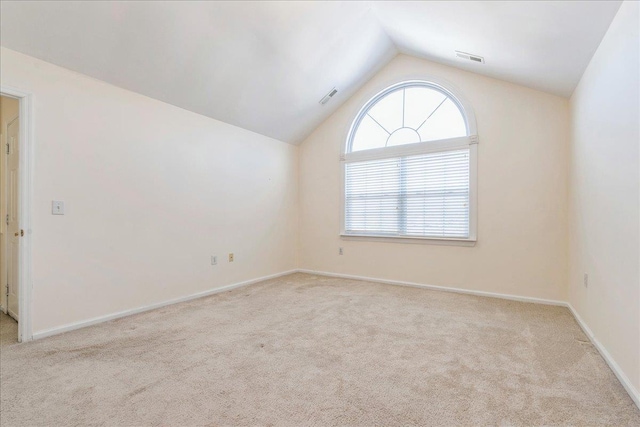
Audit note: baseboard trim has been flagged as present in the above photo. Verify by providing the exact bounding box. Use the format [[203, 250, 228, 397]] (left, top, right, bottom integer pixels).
[[567, 303, 640, 410], [32, 269, 297, 340], [297, 269, 566, 306]]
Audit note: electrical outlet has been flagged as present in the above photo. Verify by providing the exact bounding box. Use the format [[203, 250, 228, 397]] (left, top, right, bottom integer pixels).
[[229, 253, 234, 262], [211, 256, 217, 265], [583, 273, 588, 288], [339, 247, 343, 255]]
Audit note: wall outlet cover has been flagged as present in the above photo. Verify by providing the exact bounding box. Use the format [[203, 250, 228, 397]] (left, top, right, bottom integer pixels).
[[52, 201, 64, 215]]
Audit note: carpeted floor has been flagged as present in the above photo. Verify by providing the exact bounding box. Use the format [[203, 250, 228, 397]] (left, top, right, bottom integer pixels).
[[0, 312, 18, 347], [0, 273, 638, 426]]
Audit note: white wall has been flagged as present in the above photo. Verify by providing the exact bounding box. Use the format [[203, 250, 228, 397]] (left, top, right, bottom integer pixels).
[[299, 54, 569, 301], [0, 47, 298, 335], [0, 95, 20, 311], [568, 0, 639, 395]]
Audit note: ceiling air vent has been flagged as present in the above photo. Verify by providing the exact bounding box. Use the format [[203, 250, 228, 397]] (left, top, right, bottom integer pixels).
[[319, 88, 338, 105], [455, 51, 485, 64]]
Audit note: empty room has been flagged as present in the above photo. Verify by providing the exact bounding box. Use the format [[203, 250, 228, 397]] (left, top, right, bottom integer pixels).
[[0, 1, 638, 426]]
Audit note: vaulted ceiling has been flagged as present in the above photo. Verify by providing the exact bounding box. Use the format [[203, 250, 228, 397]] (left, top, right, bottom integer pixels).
[[0, 1, 622, 144]]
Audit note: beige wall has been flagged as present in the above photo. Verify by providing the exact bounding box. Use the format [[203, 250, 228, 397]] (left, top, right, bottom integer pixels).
[[0, 95, 20, 311], [299, 54, 569, 301], [0, 47, 298, 334], [568, 0, 639, 394]]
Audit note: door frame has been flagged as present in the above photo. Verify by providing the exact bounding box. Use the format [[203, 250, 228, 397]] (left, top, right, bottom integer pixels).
[[1, 86, 34, 342]]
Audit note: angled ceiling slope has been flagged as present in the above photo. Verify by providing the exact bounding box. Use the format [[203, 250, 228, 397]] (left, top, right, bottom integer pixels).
[[0, 1, 622, 145], [0, 1, 397, 144], [373, 1, 622, 97]]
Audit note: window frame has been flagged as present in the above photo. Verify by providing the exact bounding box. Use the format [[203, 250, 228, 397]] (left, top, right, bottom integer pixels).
[[340, 79, 478, 245]]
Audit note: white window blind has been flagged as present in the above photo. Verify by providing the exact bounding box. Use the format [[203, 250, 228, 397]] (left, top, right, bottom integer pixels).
[[345, 149, 470, 238]]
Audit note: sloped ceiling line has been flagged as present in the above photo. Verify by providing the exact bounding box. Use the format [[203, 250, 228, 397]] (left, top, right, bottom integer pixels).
[[0, 1, 622, 144]]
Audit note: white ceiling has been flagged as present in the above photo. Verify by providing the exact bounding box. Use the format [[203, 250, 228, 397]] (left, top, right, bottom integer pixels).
[[0, 1, 622, 144], [373, 1, 622, 97]]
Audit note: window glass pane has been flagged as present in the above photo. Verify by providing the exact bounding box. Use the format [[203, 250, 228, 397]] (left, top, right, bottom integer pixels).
[[417, 98, 467, 142], [349, 83, 468, 153], [366, 89, 403, 136], [404, 87, 447, 130], [386, 127, 421, 147], [351, 114, 389, 151]]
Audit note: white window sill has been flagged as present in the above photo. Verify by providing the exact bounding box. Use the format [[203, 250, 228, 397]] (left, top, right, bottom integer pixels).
[[340, 234, 477, 247]]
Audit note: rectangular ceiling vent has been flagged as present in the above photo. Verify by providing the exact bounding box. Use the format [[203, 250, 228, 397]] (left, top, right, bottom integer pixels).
[[319, 88, 338, 105], [455, 51, 485, 64]]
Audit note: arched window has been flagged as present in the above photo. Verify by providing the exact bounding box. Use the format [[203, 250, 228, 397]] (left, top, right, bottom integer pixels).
[[342, 80, 478, 241]]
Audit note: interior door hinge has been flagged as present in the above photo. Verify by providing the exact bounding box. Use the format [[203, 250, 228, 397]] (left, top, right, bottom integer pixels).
[[5, 143, 8, 154], [5, 214, 8, 225]]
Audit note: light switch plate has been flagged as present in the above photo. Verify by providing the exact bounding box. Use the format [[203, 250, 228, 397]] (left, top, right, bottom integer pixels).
[[52, 201, 64, 215]]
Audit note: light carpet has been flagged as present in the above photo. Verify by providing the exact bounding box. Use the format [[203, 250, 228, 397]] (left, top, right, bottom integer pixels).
[[1, 273, 638, 426], [0, 312, 18, 347]]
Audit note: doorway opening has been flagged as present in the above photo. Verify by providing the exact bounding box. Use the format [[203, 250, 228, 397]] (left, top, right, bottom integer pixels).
[[0, 87, 33, 344], [0, 95, 20, 345]]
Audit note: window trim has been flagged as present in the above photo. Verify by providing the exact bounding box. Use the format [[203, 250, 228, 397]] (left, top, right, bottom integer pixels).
[[340, 78, 478, 244]]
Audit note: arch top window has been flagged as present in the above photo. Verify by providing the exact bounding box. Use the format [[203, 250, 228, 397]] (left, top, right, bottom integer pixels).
[[348, 82, 469, 153], [342, 79, 478, 242]]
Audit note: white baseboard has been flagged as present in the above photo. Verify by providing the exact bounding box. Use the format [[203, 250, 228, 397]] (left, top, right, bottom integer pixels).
[[567, 303, 640, 410], [297, 269, 567, 306], [32, 269, 297, 340], [299, 269, 640, 409]]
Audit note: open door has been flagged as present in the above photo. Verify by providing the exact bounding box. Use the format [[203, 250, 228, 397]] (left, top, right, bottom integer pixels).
[[0, 88, 33, 343], [6, 116, 19, 320]]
